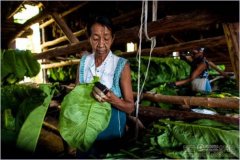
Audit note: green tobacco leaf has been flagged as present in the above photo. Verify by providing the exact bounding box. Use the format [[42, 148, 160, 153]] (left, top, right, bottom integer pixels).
[[128, 57, 190, 91], [59, 83, 111, 152], [160, 119, 239, 158], [156, 130, 182, 148], [192, 119, 239, 130], [16, 84, 55, 152], [1, 49, 40, 85]]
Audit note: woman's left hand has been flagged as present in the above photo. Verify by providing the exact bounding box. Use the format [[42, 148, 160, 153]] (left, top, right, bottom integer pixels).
[[92, 85, 109, 103]]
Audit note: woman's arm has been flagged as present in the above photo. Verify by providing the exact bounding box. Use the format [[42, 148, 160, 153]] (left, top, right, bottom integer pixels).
[[175, 62, 207, 86], [102, 63, 135, 114]]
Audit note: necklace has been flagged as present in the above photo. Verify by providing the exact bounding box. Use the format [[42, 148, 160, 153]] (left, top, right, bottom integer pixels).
[[94, 60, 107, 80], [89, 53, 111, 82]]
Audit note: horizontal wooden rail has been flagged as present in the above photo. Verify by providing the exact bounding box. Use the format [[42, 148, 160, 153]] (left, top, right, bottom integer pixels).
[[139, 106, 239, 125], [134, 92, 239, 109], [41, 59, 80, 69]]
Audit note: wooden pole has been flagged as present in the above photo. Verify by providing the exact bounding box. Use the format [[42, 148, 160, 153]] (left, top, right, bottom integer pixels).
[[41, 29, 86, 49], [112, 9, 142, 25], [34, 36, 225, 60], [34, 40, 89, 59], [120, 36, 227, 57], [133, 92, 239, 109], [114, 10, 222, 44], [41, 9, 140, 49], [222, 23, 239, 86], [8, 10, 50, 45], [7, 2, 25, 20], [139, 107, 239, 125], [50, 12, 79, 43], [41, 59, 80, 69], [40, 2, 88, 29]]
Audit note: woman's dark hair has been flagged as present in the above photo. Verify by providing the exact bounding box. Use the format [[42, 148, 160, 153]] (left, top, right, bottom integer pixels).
[[87, 16, 115, 37]]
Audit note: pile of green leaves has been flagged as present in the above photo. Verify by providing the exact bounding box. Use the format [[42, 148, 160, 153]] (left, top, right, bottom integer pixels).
[[59, 83, 111, 152], [1, 49, 40, 85], [212, 78, 239, 97], [47, 65, 77, 83], [129, 57, 190, 91], [150, 119, 239, 159], [106, 119, 239, 159], [1, 84, 55, 153]]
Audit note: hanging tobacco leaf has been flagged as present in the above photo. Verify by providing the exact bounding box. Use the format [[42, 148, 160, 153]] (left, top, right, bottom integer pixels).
[[16, 84, 55, 152], [1, 49, 40, 85]]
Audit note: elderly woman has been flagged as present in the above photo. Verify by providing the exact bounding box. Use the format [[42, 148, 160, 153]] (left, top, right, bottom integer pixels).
[[76, 16, 134, 157]]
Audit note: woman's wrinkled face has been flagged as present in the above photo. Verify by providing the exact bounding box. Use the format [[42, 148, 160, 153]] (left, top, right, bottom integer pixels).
[[89, 23, 114, 55]]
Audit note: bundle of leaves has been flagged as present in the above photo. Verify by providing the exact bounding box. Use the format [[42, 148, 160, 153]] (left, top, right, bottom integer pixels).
[[129, 57, 190, 91], [212, 78, 239, 97], [1, 49, 40, 85], [106, 119, 239, 159], [47, 65, 77, 83], [59, 83, 111, 152], [150, 119, 239, 159], [1, 84, 55, 155]]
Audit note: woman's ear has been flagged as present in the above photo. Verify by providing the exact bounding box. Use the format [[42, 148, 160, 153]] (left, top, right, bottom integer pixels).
[[89, 37, 93, 45], [112, 34, 115, 42]]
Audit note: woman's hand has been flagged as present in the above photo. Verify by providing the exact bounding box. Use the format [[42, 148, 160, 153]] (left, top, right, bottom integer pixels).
[[92, 82, 109, 103]]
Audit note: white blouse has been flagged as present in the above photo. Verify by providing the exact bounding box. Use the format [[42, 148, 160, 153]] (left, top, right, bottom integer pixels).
[[81, 51, 120, 89]]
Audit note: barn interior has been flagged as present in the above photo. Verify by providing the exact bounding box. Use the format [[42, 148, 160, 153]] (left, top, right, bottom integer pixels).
[[1, 1, 239, 159]]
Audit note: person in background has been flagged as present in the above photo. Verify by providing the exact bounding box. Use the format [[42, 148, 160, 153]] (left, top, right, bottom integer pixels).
[[168, 48, 212, 94], [76, 16, 134, 158]]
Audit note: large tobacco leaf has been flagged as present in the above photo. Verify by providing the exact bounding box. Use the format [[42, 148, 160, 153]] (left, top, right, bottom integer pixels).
[[1, 84, 55, 153], [16, 84, 55, 152], [1, 49, 40, 85], [157, 119, 239, 158], [59, 83, 111, 152]]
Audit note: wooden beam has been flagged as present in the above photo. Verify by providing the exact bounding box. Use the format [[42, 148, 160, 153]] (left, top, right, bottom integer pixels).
[[41, 9, 140, 49], [114, 11, 222, 44], [41, 29, 86, 49], [208, 48, 229, 59], [41, 59, 80, 69], [120, 36, 227, 57], [35, 36, 226, 60], [40, 2, 87, 29], [134, 92, 239, 109], [35, 40, 89, 59], [8, 10, 50, 45], [112, 9, 142, 25], [50, 12, 79, 43], [7, 2, 25, 20], [35, 11, 224, 59], [139, 107, 239, 125], [222, 23, 239, 85]]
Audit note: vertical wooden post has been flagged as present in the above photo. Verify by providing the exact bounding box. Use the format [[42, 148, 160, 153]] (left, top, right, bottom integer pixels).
[[41, 27, 48, 83], [222, 23, 239, 86]]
